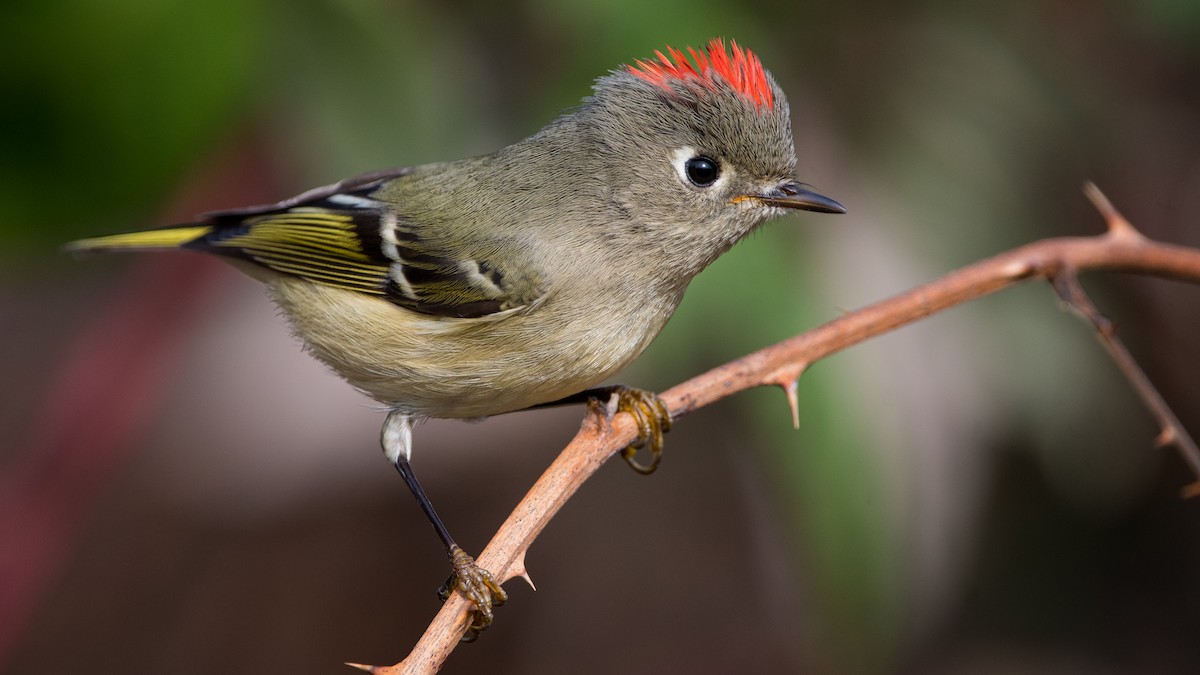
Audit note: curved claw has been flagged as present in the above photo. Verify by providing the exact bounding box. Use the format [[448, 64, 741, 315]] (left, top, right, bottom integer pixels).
[[437, 545, 508, 642], [610, 386, 673, 475]]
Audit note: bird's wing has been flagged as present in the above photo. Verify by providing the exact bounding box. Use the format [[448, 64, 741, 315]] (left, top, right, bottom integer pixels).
[[189, 168, 544, 319]]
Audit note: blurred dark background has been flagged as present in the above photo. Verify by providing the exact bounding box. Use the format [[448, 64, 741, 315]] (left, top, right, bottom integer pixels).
[[3, 1, 1200, 673]]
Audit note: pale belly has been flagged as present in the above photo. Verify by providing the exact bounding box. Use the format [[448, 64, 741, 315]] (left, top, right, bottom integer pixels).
[[268, 278, 681, 418]]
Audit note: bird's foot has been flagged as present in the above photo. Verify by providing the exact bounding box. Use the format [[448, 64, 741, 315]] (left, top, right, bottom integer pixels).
[[607, 385, 673, 474], [437, 545, 508, 642]]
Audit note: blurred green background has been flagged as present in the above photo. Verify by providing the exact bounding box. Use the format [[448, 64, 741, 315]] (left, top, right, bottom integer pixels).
[[3, 1, 1200, 673]]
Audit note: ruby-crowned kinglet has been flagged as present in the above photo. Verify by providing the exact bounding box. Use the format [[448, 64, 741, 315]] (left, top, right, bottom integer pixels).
[[68, 38, 844, 636]]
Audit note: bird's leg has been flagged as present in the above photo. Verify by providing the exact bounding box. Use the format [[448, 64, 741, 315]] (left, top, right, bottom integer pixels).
[[382, 411, 507, 641], [530, 385, 673, 474]]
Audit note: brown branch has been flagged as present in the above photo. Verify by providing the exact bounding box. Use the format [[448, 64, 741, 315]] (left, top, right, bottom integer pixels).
[[1050, 273, 1200, 494], [362, 185, 1200, 673], [1052, 186, 1200, 496]]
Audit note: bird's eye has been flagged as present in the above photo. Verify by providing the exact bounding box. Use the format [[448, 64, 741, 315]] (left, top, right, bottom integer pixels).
[[684, 156, 720, 187]]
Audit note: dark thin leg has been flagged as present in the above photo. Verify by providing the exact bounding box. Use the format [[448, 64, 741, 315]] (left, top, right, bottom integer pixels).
[[393, 455, 457, 551], [382, 411, 506, 640]]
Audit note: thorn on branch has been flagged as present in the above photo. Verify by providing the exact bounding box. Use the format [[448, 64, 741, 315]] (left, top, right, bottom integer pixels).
[[781, 379, 800, 430], [1084, 182, 1143, 240], [1155, 428, 1176, 449], [512, 551, 536, 590], [767, 364, 806, 430]]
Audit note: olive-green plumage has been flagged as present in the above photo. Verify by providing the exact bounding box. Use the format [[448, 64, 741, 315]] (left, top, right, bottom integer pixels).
[[72, 42, 844, 444], [69, 39, 844, 632], [68, 40, 844, 457], [75, 42, 844, 427]]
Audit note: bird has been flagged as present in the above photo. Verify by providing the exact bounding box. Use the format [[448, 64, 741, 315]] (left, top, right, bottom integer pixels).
[[67, 38, 844, 638]]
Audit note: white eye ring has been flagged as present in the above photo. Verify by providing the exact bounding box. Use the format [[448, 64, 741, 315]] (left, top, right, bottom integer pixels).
[[671, 146, 729, 191]]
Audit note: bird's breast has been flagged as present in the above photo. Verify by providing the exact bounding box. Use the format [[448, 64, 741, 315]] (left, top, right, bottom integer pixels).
[[267, 276, 682, 418]]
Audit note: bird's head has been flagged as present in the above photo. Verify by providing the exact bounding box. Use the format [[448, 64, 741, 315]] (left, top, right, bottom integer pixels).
[[578, 39, 843, 271]]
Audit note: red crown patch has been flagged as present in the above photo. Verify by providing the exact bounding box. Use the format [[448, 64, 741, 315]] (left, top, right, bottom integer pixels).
[[627, 38, 774, 110]]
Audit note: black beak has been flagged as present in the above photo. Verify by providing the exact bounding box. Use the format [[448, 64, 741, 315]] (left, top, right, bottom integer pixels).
[[755, 181, 846, 214]]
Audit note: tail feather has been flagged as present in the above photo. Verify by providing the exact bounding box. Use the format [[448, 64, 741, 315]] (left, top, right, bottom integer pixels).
[[65, 225, 212, 254]]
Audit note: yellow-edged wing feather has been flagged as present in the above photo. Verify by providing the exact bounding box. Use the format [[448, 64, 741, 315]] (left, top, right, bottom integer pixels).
[[66, 226, 213, 252], [67, 166, 544, 318], [206, 209, 390, 296]]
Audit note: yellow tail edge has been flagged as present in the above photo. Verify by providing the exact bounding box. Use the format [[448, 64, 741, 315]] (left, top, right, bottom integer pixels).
[[65, 225, 212, 254]]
